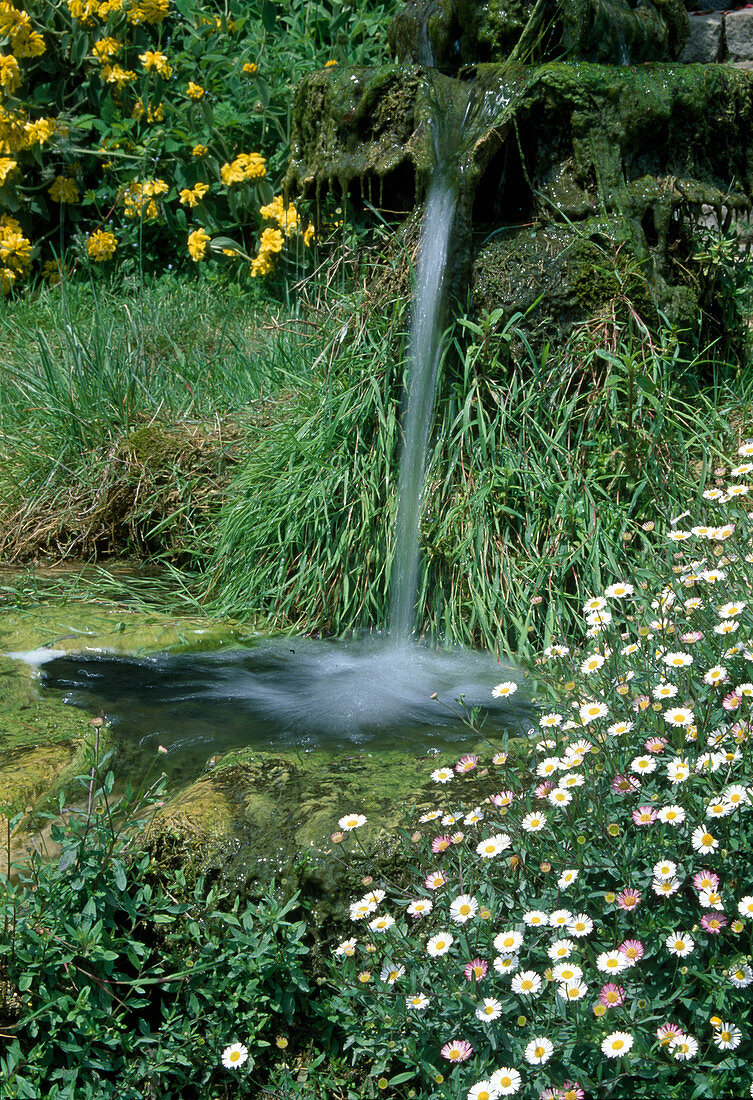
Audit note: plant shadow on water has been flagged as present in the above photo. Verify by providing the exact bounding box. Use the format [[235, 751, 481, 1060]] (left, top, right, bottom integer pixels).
[[33, 637, 532, 785]]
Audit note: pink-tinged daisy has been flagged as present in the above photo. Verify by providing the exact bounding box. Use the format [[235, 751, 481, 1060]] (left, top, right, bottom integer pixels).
[[599, 983, 625, 1007], [645, 736, 667, 753], [534, 780, 555, 799], [693, 870, 719, 892], [492, 752, 508, 765], [560, 1082, 585, 1100], [425, 870, 447, 891], [456, 754, 479, 774], [490, 789, 515, 807], [632, 806, 657, 825], [432, 834, 453, 853], [464, 958, 488, 982], [618, 939, 644, 964], [657, 1023, 683, 1046], [722, 692, 742, 711], [616, 888, 642, 912], [612, 775, 640, 795], [440, 1039, 473, 1063], [701, 913, 727, 934], [601, 1031, 634, 1058]]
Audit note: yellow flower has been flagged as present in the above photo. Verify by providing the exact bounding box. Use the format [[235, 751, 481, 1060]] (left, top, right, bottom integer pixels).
[[178, 182, 209, 207], [98, 0, 125, 14], [120, 177, 168, 219], [324, 59, 338, 67], [140, 49, 172, 77], [87, 228, 118, 261], [0, 54, 21, 92], [191, 143, 207, 157], [24, 118, 54, 145], [101, 63, 136, 87], [242, 62, 257, 75], [186, 81, 204, 100], [220, 151, 266, 186], [66, 0, 99, 24], [48, 175, 80, 203], [0, 214, 32, 292], [187, 226, 210, 262], [250, 251, 273, 277], [128, 0, 169, 24], [92, 37, 121, 62], [302, 223, 315, 246], [0, 156, 16, 183], [259, 227, 284, 254]]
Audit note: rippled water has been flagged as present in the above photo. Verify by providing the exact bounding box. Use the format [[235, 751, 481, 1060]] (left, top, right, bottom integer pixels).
[[30, 636, 532, 784]]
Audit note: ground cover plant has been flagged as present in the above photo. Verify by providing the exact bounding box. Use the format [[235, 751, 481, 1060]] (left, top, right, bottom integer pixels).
[[321, 437, 753, 1099], [0, 760, 313, 1099]]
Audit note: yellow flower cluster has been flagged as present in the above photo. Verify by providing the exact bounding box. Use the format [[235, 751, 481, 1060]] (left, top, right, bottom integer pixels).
[[49, 174, 80, 203], [87, 227, 117, 260], [0, 153, 15, 181], [140, 49, 172, 77], [0, 103, 53, 154], [191, 143, 207, 157], [187, 226, 209, 261], [0, 213, 31, 292], [241, 61, 257, 75], [186, 81, 203, 99], [249, 195, 315, 277], [101, 62, 136, 86], [127, 0, 169, 25], [0, 53, 20, 91], [178, 181, 208, 207], [120, 177, 168, 219], [91, 37, 120, 61], [0, 4, 45, 58], [220, 151, 265, 186], [250, 226, 283, 277]]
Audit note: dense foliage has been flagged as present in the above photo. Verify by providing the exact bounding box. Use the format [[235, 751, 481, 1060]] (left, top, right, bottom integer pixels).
[[0, 0, 396, 289]]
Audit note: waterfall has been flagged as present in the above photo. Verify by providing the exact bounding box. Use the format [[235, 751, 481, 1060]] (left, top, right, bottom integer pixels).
[[388, 123, 460, 641]]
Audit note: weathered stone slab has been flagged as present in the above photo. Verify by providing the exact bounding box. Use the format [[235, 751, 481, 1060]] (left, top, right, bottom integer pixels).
[[680, 12, 723, 62], [726, 8, 753, 61]]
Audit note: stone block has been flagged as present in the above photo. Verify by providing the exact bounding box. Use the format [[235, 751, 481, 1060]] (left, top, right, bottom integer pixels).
[[680, 12, 723, 62], [726, 9, 753, 62]]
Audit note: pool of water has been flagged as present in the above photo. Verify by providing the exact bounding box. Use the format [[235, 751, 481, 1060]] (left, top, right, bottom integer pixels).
[[32, 636, 533, 784]]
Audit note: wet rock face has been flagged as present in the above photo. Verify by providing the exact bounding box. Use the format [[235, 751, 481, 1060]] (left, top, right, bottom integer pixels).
[[388, 0, 689, 68]]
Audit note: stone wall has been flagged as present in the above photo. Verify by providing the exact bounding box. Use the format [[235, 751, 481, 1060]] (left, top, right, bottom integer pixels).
[[682, 7, 753, 66]]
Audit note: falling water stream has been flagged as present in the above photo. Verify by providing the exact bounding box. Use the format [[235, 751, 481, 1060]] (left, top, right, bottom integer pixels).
[[17, 80, 532, 779]]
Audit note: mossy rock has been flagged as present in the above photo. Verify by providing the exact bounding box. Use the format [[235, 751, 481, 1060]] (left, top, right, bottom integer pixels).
[[144, 745, 499, 920]]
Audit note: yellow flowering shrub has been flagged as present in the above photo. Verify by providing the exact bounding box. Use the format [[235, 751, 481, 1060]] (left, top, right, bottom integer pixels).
[[0, 0, 395, 290]]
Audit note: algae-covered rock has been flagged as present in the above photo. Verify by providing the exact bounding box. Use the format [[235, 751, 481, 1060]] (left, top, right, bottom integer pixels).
[[145, 746, 494, 918]]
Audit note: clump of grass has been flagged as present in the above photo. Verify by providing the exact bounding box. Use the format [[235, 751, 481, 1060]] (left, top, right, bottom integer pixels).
[[208, 290, 736, 653], [0, 278, 311, 562], [322, 436, 753, 1098]]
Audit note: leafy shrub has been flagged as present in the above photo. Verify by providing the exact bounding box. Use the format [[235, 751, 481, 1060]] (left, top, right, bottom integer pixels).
[[0, 763, 311, 1098], [323, 438, 753, 1099], [0, 0, 397, 290]]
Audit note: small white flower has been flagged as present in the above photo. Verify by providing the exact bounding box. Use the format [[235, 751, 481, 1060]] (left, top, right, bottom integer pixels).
[[475, 997, 504, 1021], [450, 894, 479, 924], [601, 1032, 634, 1058], [476, 833, 512, 858], [494, 929, 524, 954], [426, 931, 454, 956], [665, 931, 695, 956], [512, 971, 542, 996], [492, 681, 518, 698], [221, 1043, 249, 1069], [338, 813, 366, 830], [523, 1036, 553, 1064]]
